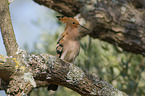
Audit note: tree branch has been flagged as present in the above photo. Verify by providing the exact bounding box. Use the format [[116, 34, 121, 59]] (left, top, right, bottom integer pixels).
[[34, 0, 145, 56], [0, 0, 18, 56], [0, 0, 141, 95], [0, 52, 128, 96]]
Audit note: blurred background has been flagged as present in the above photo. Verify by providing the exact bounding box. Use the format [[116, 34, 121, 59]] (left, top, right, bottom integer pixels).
[[0, 0, 145, 96]]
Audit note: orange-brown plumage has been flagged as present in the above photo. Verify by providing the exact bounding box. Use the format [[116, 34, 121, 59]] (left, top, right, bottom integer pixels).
[[56, 16, 81, 62]]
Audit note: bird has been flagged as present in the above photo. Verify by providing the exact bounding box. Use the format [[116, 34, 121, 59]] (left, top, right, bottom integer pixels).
[[47, 16, 92, 91]]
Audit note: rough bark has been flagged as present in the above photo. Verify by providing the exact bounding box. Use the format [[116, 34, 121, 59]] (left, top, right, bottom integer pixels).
[[34, 0, 145, 56], [0, 0, 128, 94], [0, 0, 144, 95], [0, 0, 18, 56], [0, 53, 128, 96]]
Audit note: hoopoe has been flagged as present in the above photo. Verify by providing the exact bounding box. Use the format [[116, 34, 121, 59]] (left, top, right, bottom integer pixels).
[[47, 16, 92, 91]]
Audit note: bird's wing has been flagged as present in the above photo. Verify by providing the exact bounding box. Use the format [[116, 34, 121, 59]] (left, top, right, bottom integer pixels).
[[57, 35, 65, 44], [56, 43, 63, 58], [56, 35, 65, 58]]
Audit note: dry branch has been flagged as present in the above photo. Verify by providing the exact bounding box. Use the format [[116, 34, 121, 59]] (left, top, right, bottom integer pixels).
[[0, 52, 128, 96], [0, 0, 143, 95], [0, 0, 18, 56]]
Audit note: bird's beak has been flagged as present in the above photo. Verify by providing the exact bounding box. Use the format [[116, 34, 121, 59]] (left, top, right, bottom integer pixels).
[[79, 25, 93, 33]]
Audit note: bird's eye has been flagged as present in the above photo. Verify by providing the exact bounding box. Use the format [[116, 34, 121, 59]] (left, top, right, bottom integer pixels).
[[73, 22, 75, 24]]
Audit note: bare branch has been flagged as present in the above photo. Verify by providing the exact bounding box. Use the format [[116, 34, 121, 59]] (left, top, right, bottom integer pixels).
[[0, 52, 128, 96], [0, 0, 18, 56]]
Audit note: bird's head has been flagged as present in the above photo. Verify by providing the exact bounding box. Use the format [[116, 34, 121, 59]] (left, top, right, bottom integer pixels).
[[56, 16, 92, 33]]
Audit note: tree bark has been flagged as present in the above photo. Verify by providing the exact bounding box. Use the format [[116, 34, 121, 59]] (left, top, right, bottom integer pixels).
[[0, 0, 18, 56], [0, 54, 128, 96], [0, 0, 144, 95], [34, 0, 145, 56]]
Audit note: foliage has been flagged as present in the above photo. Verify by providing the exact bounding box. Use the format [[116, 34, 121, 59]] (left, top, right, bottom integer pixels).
[[77, 36, 145, 96]]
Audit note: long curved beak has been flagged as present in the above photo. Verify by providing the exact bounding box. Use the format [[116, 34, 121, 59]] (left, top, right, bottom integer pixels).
[[79, 25, 93, 33]]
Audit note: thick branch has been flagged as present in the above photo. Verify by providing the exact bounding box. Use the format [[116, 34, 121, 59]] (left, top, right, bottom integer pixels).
[[0, 52, 128, 96], [34, 0, 145, 56], [34, 0, 84, 17], [0, 0, 18, 56]]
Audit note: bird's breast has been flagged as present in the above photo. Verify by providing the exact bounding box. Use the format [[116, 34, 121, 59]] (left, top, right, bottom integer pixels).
[[60, 40, 80, 62]]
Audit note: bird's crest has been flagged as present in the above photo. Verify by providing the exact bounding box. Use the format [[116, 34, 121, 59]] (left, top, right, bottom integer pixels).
[[56, 16, 93, 33], [56, 16, 79, 26]]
